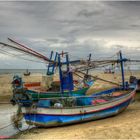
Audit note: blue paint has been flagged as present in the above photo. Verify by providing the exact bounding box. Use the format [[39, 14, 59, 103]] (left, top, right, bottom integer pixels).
[[58, 53, 74, 95], [62, 54, 74, 92], [85, 80, 94, 87], [76, 97, 93, 106], [47, 51, 58, 75], [24, 98, 131, 125], [47, 51, 53, 75], [91, 87, 119, 97], [37, 100, 50, 107], [53, 52, 58, 71], [62, 60, 80, 65], [58, 54, 64, 94], [66, 54, 73, 95], [62, 72, 74, 91]]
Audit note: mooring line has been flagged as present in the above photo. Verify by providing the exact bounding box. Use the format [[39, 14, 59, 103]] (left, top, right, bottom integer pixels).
[[0, 123, 14, 130], [0, 102, 11, 104]]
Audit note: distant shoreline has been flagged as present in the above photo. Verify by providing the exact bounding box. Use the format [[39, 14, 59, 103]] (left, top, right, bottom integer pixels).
[[0, 69, 139, 75], [0, 69, 47, 75]]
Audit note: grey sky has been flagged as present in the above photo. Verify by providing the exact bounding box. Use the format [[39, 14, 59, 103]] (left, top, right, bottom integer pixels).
[[0, 1, 140, 69]]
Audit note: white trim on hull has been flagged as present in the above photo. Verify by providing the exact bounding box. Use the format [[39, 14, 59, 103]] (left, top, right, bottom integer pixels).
[[25, 104, 128, 127]]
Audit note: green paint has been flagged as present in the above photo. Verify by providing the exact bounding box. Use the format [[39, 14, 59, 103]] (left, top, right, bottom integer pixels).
[[26, 87, 89, 100]]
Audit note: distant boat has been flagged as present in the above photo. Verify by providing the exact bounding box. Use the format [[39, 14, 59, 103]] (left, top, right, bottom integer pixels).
[[24, 69, 31, 76], [104, 68, 114, 74]]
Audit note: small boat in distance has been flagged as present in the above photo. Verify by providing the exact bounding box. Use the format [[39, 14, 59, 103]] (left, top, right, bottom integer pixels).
[[24, 69, 31, 76]]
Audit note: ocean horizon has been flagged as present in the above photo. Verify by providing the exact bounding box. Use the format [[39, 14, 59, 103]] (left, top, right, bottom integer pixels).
[[0, 68, 139, 75]]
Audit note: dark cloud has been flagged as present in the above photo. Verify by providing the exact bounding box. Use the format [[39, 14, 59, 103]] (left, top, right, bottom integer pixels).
[[0, 1, 140, 69], [77, 9, 104, 17]]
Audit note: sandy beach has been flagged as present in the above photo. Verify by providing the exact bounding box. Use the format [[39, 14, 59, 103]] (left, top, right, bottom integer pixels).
[[15, 100, 140, 139], [0, 72, 140, 139]]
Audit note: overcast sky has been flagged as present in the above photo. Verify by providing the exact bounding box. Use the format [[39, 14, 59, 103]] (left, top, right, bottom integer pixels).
[[0, 1, 140, 69]]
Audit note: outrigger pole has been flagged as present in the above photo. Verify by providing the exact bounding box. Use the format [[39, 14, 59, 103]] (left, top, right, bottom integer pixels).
[[6, 38, 81, 65], [8, 38, 53, 62]]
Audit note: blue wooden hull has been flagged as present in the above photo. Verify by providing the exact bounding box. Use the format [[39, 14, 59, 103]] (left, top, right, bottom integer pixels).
[[23, 90, 134, 127]]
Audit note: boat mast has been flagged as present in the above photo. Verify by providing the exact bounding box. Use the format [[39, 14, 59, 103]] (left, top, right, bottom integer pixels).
[[66, 53, 71, 95], [58, 54, 64, 94], [86, 53, 91, 75], [119, 51, 127, 89]]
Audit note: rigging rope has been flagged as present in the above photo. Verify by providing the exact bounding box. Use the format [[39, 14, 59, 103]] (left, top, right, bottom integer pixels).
[[0, 49, 46, 64], [0, 42, 53, 63], [0, 123, 14, 130], [75, 71, 120, 86], [93, 52, 118, 60], [8, 38, 51, 62]]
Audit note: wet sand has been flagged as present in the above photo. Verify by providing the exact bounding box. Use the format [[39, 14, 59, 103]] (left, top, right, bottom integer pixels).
[[0, 104, 18, 137]]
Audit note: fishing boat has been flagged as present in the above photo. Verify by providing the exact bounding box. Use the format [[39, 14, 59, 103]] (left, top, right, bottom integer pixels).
[[24, 69, 31, 76], [104, 68, 114, 74], [11, 51, 136, 128], [24, 80, 90, 99], [11, 76, 91, 102], [10, 52, 94, 103], [22, 88, 135, 127]]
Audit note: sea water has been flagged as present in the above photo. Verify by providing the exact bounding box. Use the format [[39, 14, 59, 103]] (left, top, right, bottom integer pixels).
[[0, 69, 47, 75]]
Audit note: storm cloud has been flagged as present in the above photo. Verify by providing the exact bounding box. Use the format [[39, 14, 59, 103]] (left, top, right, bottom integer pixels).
[[0, 1, 140, 69]]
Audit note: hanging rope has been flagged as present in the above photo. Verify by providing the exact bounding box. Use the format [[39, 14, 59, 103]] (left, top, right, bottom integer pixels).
[[75, 71, 120, 86], [0, 123, 14, 130]]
